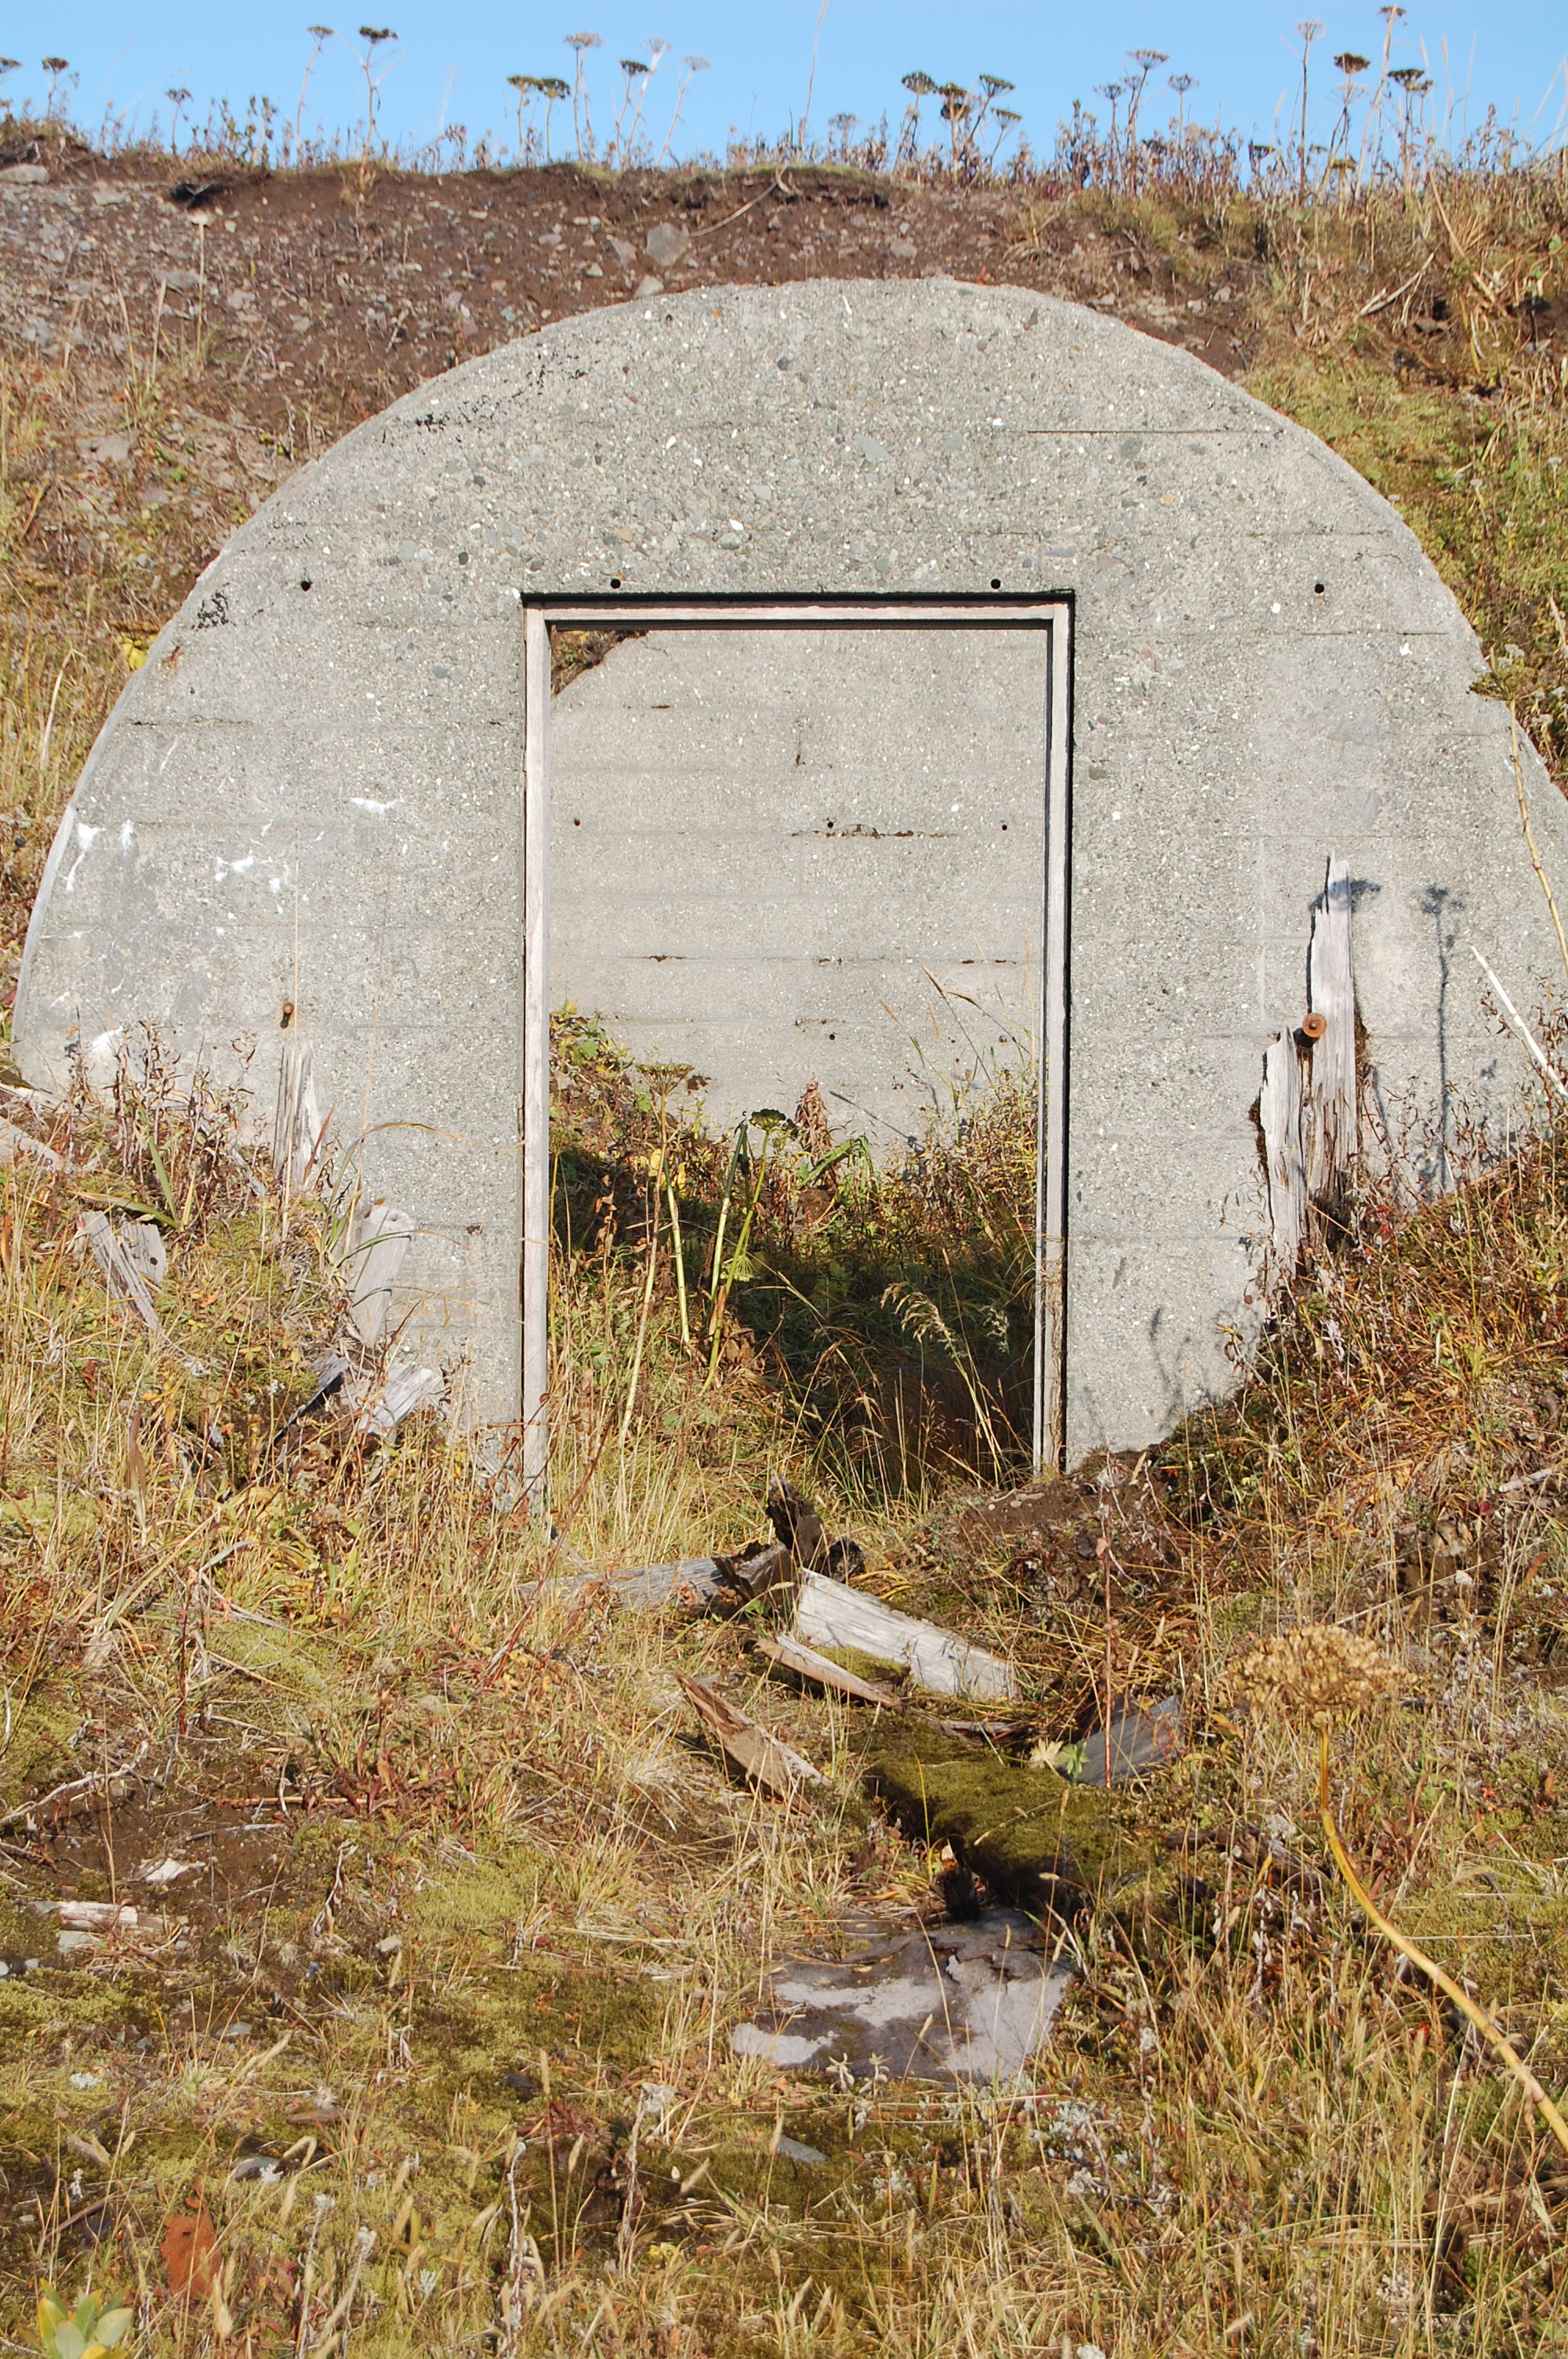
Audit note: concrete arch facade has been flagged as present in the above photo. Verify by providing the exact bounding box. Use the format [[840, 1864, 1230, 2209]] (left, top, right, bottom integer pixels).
[[16, 278, 1566, 1460]]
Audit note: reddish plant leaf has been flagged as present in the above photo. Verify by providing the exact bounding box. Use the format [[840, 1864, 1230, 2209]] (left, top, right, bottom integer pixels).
[[162, 2205, 220, 2299]]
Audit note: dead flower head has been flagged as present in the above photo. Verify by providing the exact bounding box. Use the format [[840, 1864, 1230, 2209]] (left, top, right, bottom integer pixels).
[[1227, 1622, 1399, 1729]]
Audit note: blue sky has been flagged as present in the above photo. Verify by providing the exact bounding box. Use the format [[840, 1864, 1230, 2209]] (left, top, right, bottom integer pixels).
[[4, 2, 1566, 165]]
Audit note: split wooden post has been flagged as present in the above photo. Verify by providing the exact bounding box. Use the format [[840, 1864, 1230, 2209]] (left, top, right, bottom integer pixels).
[[77, 1210, 161, 1334], [1261, 1028, 1306, 1272], [271, 1041, 321, 1196], [1260, 850, 1359, 1288], [1305, 851, 1358, 1216], [342, 1199, 415, 1349], [790, 1567, 1020, 1702]]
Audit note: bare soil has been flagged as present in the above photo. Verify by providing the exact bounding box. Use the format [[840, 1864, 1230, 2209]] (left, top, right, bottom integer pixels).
[[0, 145, 1253, 625]]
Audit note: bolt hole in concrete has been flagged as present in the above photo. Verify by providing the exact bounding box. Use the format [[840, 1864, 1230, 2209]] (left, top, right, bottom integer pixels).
[[543, 618, 1059, 1470]]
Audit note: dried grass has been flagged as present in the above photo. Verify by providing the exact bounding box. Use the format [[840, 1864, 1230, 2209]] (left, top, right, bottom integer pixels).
[[3, 96, 1568, 2359]]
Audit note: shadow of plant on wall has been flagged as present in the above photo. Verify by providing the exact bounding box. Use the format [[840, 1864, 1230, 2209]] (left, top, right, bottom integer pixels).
[[548, 1005, 1038, 1499]]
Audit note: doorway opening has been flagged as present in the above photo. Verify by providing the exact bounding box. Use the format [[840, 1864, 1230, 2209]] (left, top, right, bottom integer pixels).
[[521, 597, 1072, 1502]]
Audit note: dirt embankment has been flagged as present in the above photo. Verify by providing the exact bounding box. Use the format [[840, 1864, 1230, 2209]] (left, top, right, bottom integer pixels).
[[0, 150, 1254, 630]]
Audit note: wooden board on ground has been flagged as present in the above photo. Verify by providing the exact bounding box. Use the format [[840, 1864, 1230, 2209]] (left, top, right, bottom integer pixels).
[[789, 1568, 1019, 1703], [677, 1673, 826, 1799], [757, 1631, 902, 1707]]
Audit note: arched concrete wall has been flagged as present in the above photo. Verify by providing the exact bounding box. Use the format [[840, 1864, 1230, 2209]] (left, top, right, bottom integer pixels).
[[16, 280, 1568, 1457]]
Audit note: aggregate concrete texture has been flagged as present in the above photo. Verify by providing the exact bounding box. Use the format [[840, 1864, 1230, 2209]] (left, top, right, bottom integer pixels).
[[550, 624, 1046, 1147], [16, 278, 1568, 1458]]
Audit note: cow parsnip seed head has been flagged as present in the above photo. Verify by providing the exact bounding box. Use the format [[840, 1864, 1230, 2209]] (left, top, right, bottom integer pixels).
[[1227, 1622, 1399, 1728]]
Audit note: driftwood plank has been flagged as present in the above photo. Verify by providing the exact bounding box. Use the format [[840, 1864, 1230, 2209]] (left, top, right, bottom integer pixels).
[[1260, 1028, 1306, 1277], [117, 1218, 168, 1292], [677, 1673, 826, 1799], [272, 1041, 322, 1193], [343, 1199, 415, 1348], [0, 1116, 64, 1171], [355, 1364, 444, 1439], [790, 1568, 1019, 1703], [1306, 852, 1358, 1208], [55, 1899, 170, 1936], [77, 1210, 161, 1333], [521, 1557, 732, 1610], [757, 1631, 902, 1707]]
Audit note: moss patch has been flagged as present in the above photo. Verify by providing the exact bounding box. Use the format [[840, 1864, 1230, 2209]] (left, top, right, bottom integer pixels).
[[855, 1718, 1171, 1919]]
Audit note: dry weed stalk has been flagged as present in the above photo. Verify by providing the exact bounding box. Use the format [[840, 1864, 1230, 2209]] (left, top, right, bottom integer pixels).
[[1232, 1623, 1568, 2164]]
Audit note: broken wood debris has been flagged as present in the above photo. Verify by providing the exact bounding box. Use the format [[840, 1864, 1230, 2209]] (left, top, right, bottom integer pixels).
[[757, 1630, 901, 1707], [757, 1632, 1036, 1746], [76, 1209, 161, 1332], [116, 1216, 167, 1292], [717, 1538, 794, 1602], [272, 1039, 322, 1193], [541, 1478, 1018, 1700], [792, 1568, 1019, 1703], [676, 1673, 827, 1800], [343, 1198, 416, 1348], [52, 1899, 172, 1936], [0, 1114, 65, 1170], [354, 1361, 445, 1439], [1261, 850, 1359, 1285], [768, 1476, 865, 1582]]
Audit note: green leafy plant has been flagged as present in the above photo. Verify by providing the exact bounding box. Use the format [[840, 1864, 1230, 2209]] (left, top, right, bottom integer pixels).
[[35, 2291, 134, 2359]]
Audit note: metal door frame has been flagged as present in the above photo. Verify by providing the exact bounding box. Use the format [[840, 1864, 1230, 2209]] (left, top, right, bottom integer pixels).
[[521, 594, 1073, 1499]]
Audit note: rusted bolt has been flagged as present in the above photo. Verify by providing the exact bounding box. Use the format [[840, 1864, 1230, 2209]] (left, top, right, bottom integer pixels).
[[1301, 1012, 1328, 1041]]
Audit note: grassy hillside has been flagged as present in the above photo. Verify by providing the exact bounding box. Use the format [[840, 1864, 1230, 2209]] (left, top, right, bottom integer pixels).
[[3, 125, 1568, 2357]]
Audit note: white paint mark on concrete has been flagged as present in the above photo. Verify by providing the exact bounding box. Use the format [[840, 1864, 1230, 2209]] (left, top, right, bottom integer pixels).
[[62, 819, 100, 894]]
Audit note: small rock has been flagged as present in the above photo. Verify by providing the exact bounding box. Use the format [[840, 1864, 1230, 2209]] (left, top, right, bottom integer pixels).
[[1, 163, 49, 185], [77, 431, 132, 470], [775, 2135, 826, 2165], [888, 236, 917, 260], [644, 221, 690, 269], [583, 261, 603, 278], [608, 236, 637, 267], [634, 274, 664, 300]]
